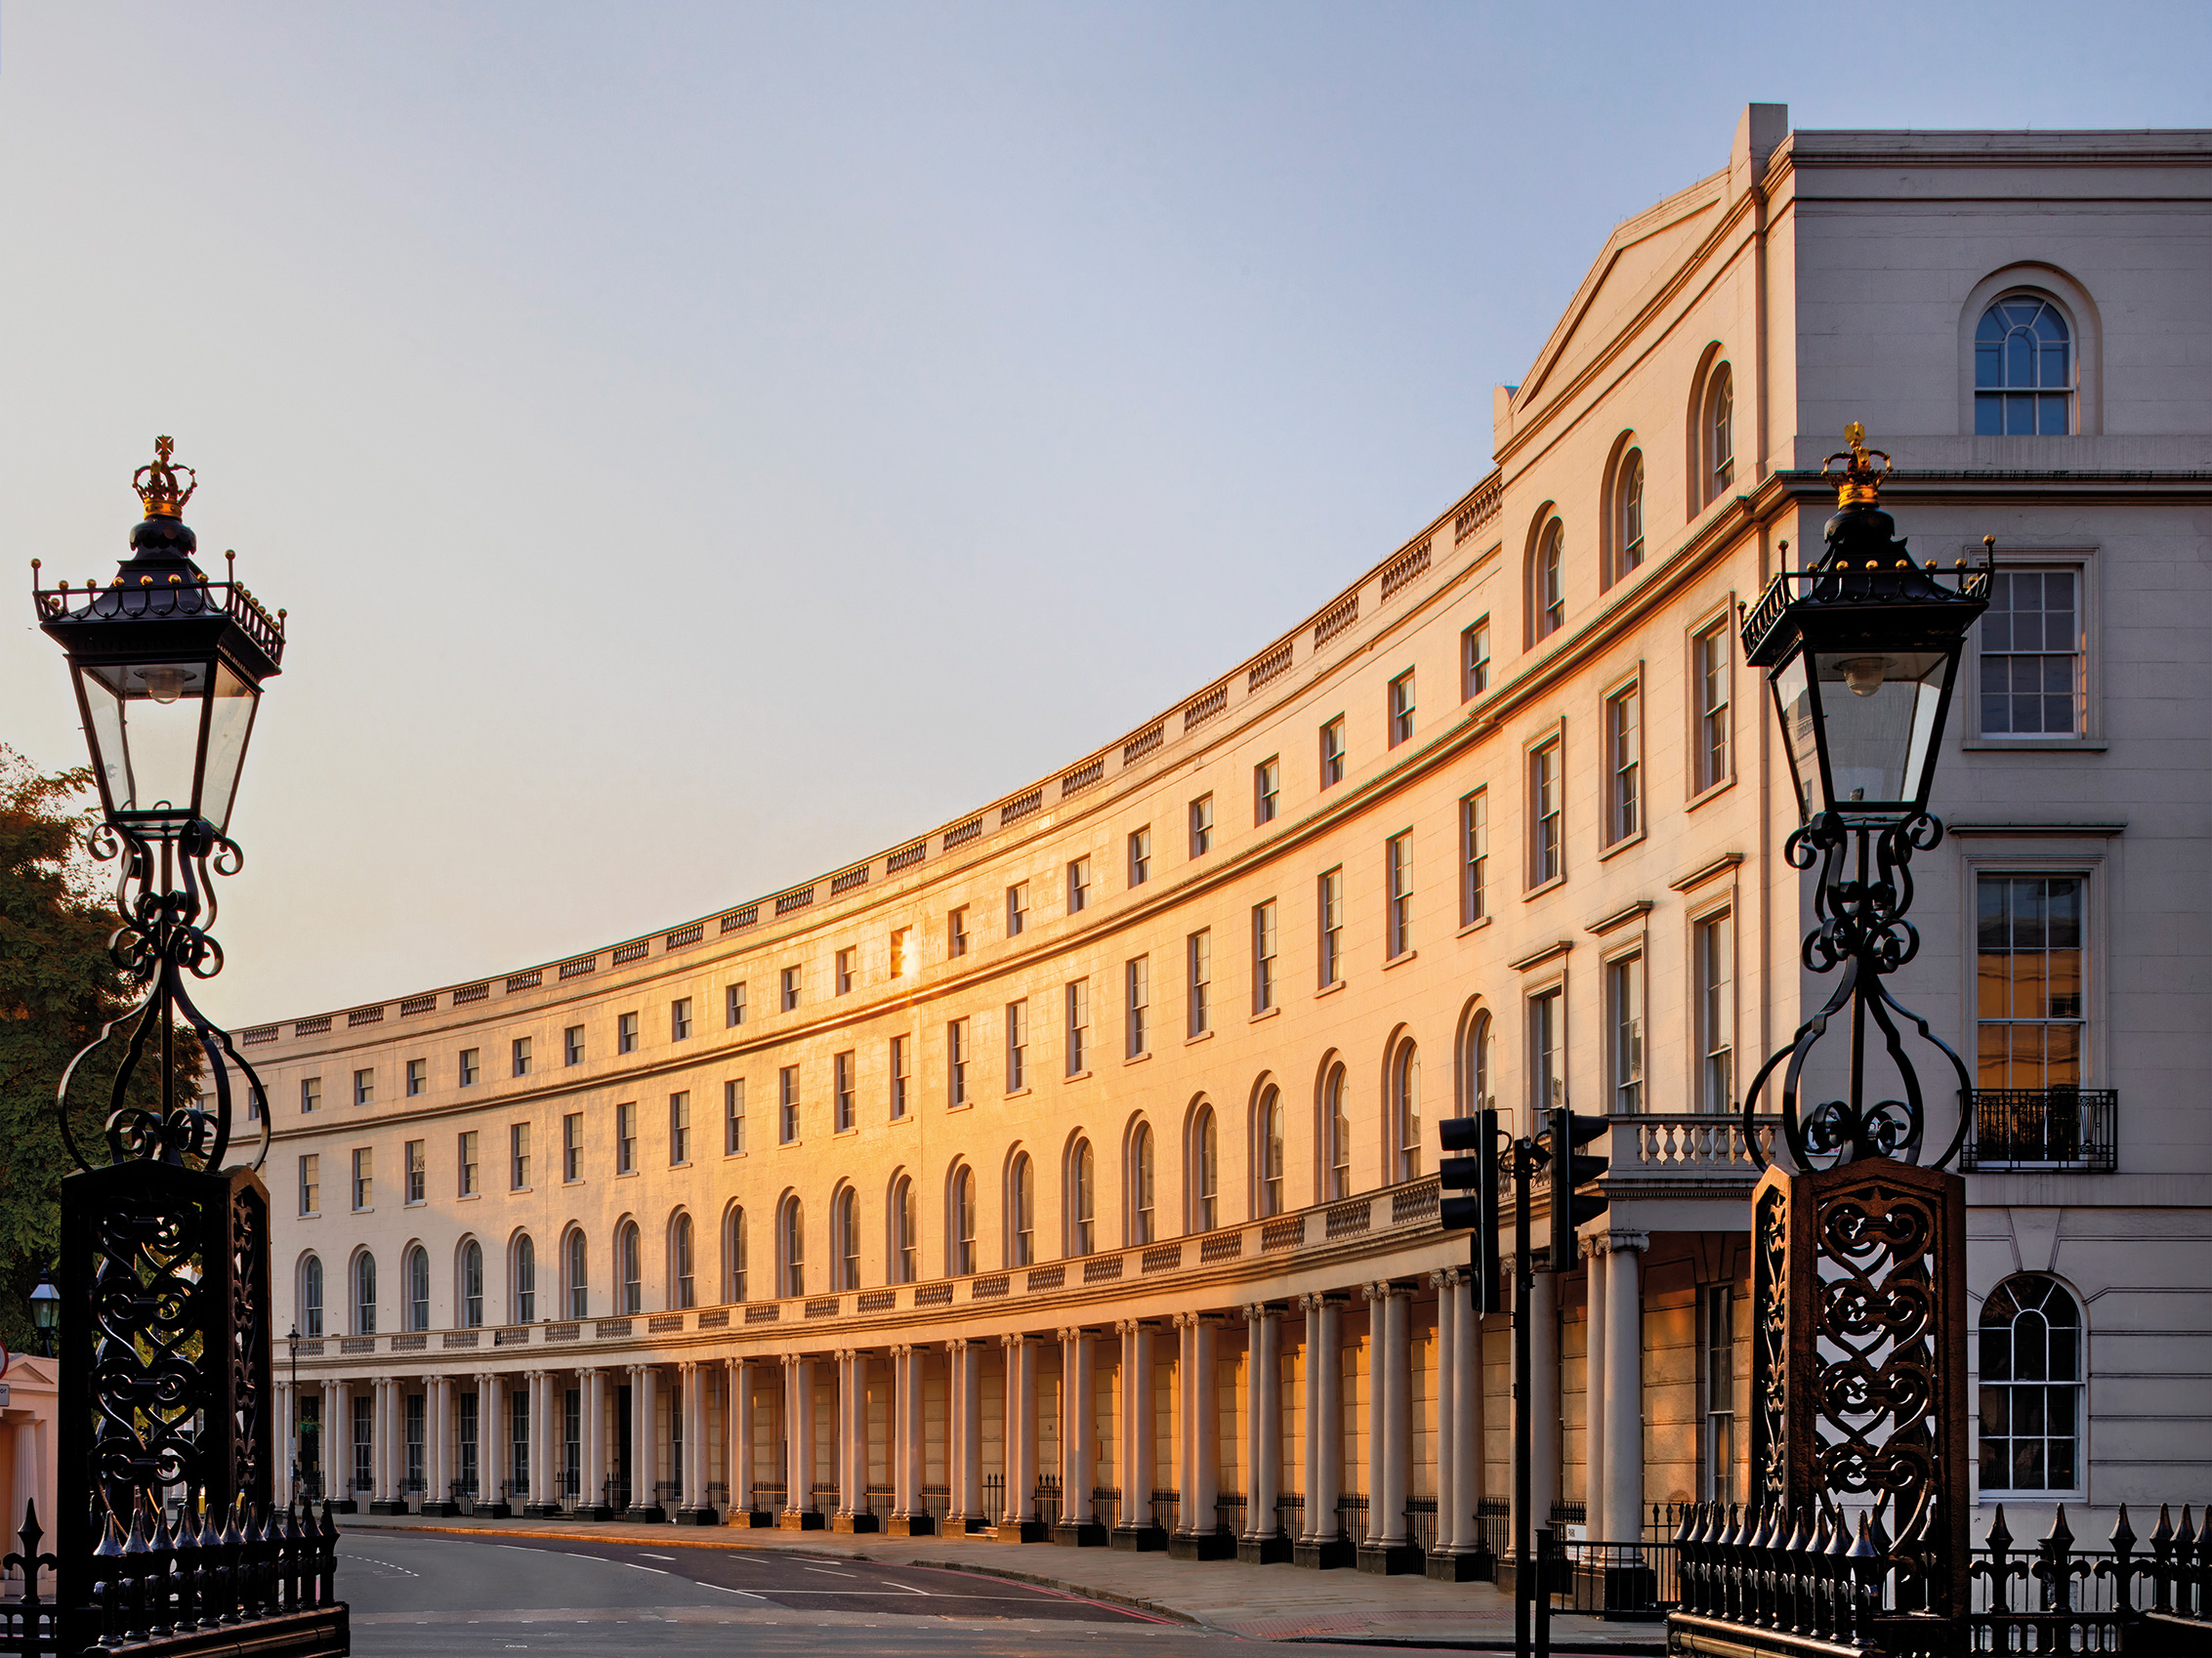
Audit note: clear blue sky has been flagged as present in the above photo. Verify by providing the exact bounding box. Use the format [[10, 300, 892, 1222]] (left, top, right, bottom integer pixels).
[[2, 2, 2205, 1022]]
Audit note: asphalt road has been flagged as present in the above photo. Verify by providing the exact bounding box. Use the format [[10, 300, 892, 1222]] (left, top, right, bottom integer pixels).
[[339, 1530, 1290, 1657]]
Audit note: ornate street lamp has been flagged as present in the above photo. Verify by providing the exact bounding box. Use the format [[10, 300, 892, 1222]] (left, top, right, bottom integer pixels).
[[1668, 430, 1992, 1656], [28, 1269, 59, 1358], [24, 439, 343, 1656]]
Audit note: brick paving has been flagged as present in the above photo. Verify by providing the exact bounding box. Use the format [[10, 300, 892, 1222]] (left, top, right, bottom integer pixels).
[[336, 1510, 1660, 1648]]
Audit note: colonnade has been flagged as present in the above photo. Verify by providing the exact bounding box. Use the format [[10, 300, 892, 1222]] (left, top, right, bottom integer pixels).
[[271, 1237, 1652, 1570]]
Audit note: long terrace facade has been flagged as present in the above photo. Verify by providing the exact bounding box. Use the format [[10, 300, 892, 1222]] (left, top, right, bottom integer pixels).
[[253, 108, 2212, 1570]]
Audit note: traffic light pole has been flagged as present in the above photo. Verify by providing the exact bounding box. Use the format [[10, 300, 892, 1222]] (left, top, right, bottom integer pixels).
[[1514, 1140, 1533, 1658]]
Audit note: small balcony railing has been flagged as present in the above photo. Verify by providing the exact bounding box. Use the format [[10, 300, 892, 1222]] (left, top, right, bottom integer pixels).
[[1962, 1089, 2117, 1173]]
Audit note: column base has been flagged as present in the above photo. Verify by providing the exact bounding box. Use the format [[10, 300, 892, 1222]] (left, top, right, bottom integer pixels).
[[1356, 1541, 1424, 1575], [1293, 1535, 1356, 1570], [1110, 1522, 1169, 1553], [1050, 1519, 1108, 1547], [1495, 1553, 1565, 1598], [673, 1508, 720, 1527], [1236, 1532, 1294, 1564], [830, 1512, 880, 1533], [991, 1518, 1048, 1543], [777, 1510, 825, 1530], [576, 1505, 610, 1521], [367, 1500, 408, 1515], [1425, 1547, 1494, 1583], [621, 1505, 666, 1523], [522, 1502, 564, 1518], [728, 1508, 776, 1528], [885, 1513, 937, 1536], [1168, 1529, 1234, 1561], [1575, 1559, 1658, 1617], [962, 1515, 995, 1535], [418, 1501, 459, 1518], [327, 1499, 358, 1514]]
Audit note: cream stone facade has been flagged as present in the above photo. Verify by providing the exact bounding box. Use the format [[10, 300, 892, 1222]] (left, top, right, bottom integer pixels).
[[248, 108, 2212, 1570]]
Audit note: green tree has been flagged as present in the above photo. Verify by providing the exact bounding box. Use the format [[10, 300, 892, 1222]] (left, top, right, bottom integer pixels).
[[0, 745, 197, 1354]]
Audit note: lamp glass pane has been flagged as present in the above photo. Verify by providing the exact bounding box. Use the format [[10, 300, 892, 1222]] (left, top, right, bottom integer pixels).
[[201, 661, 260, 833], [79, 658, 213, 822], [1813, 649, 1948, 808], [1773, 655, 1819, 818]]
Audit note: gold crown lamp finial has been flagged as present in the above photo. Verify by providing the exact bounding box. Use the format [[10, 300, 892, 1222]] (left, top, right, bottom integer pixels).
[[1821, 422, 1892, 509], [133, 435, 197, 520]]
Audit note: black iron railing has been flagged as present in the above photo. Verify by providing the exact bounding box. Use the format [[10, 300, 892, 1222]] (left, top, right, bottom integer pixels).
[[1092, 1486, 1119, 1532], [921, 1483, 950, 1523], [1277, 1493, 1305, 1536], [754, 1480, 787, 1511], [1215, 1493, 1244, 1537], [1962, 1089, 2118, 1172], [1035, 1475, 1062, 1529], [1476, 1498, 1510, 1565], [1150, 1488, 1179, 1533], [1405, 1496, 1438, 1554], [982, 1473, 1005, 1519]]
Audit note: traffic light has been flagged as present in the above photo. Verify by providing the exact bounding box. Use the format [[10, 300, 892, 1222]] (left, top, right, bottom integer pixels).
[[1438, 1108, 1500, 1314], [1542, 1103, 1609, 1268]]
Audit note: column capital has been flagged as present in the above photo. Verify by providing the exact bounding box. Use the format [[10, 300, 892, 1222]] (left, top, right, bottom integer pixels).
[[891, 1343, 914, 1358], [1300, 1291, 1345, 1311], [1000, 1331, 1028, 1351], [947, 1337, 971, 1354], [1589, 1228, 1650, 1255], [1429, 1267, 1465, 1289], [1361, 1278, 1413, 1304]]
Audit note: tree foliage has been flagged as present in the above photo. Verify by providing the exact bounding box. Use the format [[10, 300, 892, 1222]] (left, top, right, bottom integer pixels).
[[0, 746, 196, 1353]]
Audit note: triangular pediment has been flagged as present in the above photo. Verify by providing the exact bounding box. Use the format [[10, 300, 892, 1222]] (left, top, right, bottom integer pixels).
[[1508, 168, 1729, 425]]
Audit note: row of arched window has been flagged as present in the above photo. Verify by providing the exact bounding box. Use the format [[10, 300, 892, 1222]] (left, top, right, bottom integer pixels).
[[296, 1027, 1481, 1331]]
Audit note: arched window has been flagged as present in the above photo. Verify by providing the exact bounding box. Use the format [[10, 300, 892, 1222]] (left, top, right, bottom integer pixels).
[[726, 1207, 749, 1303], [1009, 1154, 1035, 1267], [563, 1228, 587, 1319], [513, 1234, 537, 1323], [1461, 1010, 1495, 1114], [950, 1168, 977, 1276], [1324, 1063, 1351, 1200], [1256, 1087, 1284, 1217], [403, 1245, 430, 1332], [353, 1252, 377, 1336], [1980, 1275, 2084, 1493], [672, 1212, 695, 1309], [1976, 296, 2072, 435], [1533, 518, 1565, 641], [618, 1221, 642, 1314], [1393, 1042, 1422, 1182], [300, 1254, 324, 1339], [1612, 448, 1645, 583], [1705, 364, 1734, 500], [834, 1187, 860, 1290], [1130, 1125, 1156, 1245], [1192, 1105, 1220, 1232], [780, 1197, 806, 1298], [1069, 1140, 1095, 1256], [892, 1178, 916, 1284], [461, 1240, 484, 1329]]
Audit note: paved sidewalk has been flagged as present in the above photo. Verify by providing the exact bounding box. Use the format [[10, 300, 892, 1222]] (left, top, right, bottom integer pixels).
[[337, 1510, 1665, 1651]]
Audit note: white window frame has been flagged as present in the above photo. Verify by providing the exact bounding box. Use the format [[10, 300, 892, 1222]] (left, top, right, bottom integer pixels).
[[1965, 551, 2098, 748], [1689, 606, 1736, 802], [1690, 901, 1737, 1115]]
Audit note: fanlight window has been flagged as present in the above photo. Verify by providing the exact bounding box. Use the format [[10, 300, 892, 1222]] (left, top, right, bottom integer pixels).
[[353, 1252, 376, 1336], [836, 1187, 860, 1290], [563, 1228, 587, 1318], [781, 1198, 806, 1298], [1010, 1154, 1035, 1267], [1193, 1106, 1220, 1232], [1534, 519, 1565, 640], [1976, 297, 2072, 435], [727, 1208, 749, 1303], [1325, 1063, 1351, 1200], [1393, 1044, 1422, 1182], [1613, 448, 1645, 583], [893, 1178, 917, 1284], [1706, 365, 1734, 498], [403, 1246, 430, 1332], [951, 1169, 977, 1276], [1131, 1127, 1156, 1245], [1070, 1140, 1096, 1256], [1979, 1274, 2084, 1492]]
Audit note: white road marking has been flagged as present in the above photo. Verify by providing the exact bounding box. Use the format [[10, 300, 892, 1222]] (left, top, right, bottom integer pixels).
[[802, 1565, 858, 1577], [620, 1561, 669, 1574], [702, 1583, 770, 1599], [640, 1552, 677, 1560]]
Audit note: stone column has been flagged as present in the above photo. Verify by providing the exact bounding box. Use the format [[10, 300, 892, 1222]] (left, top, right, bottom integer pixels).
[[1239, 1304, 1287, 1562], [322, 1381, 348, 1511], [476, 1374, 505, 1515], [1583, 1237, 1608, 1541], [524, 1371, 559, 1517], [1601, 1231, 1649, 1542], [958, 1339, 983, 1533], [420, 1377, 453, 1515], [781, 1354, 820, 1527], [1111, 1320, 1160, 1550], [1427, 1269, 1485, 1578], [834, 1348, 878, 1532], [625, 1365, 662, 1519], [1360, 1284, 1415, 1572], [674, 1361, 711, 1524], [886, 1345, 932, 1535], [1296, 1292, 1348, 1568], [996, 1333, 1040, 1540], [725, 1358, 757, 1525], [368, 1379, 400, 1513], [573, 1369, 604, 1518], [1361, 1287, 1387, 1551], [1053, 1328, 1101, 1544], [1515, 1264, 1562, 1548]]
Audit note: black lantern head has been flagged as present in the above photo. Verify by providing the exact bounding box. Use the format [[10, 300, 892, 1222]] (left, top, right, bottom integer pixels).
[[30, 438, 284, 842], [28, 1268, 59, 1339], [1742, 426, 1989, 823]]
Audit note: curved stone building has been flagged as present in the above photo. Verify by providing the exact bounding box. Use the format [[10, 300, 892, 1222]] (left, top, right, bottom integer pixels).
[[257, 107, 2212, 1567]]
